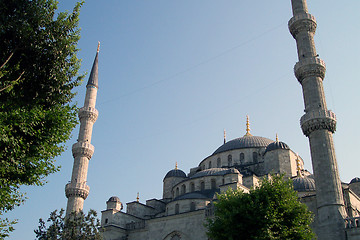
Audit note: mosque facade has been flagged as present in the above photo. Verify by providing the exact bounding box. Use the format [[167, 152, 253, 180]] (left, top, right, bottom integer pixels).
[[66, 0, 360, 239]]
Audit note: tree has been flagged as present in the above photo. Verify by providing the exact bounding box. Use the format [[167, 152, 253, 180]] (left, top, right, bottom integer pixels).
[[35, 209, 103, 240], [0, 0, 84, 236], [206, 175, 315, 240]]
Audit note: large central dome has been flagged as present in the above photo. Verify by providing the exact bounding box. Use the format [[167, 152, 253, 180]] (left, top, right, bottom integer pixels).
[[212, 135, 274, 155]]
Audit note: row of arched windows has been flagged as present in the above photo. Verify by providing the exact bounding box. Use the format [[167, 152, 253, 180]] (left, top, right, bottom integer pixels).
[[174, 202, 196, 214], [204, 152, 259, 169], [174, 179, 218, 198]]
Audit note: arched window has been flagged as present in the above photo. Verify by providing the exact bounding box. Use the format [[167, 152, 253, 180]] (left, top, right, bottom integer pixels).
[[181, 184, 186, 194], [209, 161, 212, 169], [176, 187, 179, 197], [228, 155, 232, 167], [253, 152, 258, 163], [200, 181, 205, 191], [105, 218, 108, 224], [190, 182, 195, 192], [222, 178, 225, 185], [190, 202, 196, 211], [240, 153, 245, 164], [217, 158, 221, 167], [175, 204, 179, 214], [211, 179, 216, 189]]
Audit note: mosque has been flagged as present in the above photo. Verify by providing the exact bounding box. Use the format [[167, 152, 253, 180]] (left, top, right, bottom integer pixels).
[[65, 0, 360, 239]]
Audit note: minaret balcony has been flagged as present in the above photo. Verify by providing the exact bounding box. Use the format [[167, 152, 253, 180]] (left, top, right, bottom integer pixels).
[[65, 182, 90, 200], [288, 13, 317, 39], [78, 107, 98, 122], [294, 57, 326, 84], [72, 141, 95, 159], [300, 110, 337, 136]]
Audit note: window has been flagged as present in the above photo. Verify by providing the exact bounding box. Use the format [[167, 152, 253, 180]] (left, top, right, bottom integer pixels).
[[175, 204, 179, 214], [190, 202, 196, 211], [209, 161, 212, 169], [176, 187, 179, 197], [253, 152, 258, 163], [105, 218, 108, 224], [240, 153, 245, 164], [217, 158, 221, 168], [181, 184, 186, 194], [200, 181, 205, 191], [228, 155, 232, 167], [211, 179, 216, 189], [190, 182, 195, 192]]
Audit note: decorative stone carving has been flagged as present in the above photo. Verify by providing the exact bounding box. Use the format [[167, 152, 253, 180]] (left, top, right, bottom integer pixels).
[[72, 141, 95, 159], [78, 107, 98, 122], [300, 110, 337, 136], [65, 182, 90, 200], [288, 13, 317, 39], [294, 57, 326, 84]]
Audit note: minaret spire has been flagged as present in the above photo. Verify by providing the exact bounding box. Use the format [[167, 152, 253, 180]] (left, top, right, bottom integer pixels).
[[223, 129, 226, 144], [65, 44, 100, 215], [289, 1, 346, 239]]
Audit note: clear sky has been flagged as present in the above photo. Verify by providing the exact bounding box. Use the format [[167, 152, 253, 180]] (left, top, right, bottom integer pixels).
[[4, 1, 360, 239]]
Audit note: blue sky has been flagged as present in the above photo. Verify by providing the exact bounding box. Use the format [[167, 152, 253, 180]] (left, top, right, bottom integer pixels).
[[4, 1, 360, 239]]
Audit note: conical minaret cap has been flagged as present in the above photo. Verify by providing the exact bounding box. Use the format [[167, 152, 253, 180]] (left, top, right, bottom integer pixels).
[[86, 42, 100, 89]]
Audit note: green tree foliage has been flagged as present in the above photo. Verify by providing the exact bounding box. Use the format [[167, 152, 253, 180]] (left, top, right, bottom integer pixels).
[[35, 209, 102, 240], [0, 0, 84, 236], [206, 175, 315, 240]]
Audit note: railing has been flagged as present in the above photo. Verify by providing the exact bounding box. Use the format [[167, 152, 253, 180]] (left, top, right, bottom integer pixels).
[[345, 217, 360, 229]]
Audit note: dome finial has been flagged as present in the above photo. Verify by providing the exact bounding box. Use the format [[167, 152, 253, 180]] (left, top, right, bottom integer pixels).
[[175, 162, 178, 170], [224, 129, 226, 144], [276, 133, 279, 142], [97, 41, 100, 53], [244, 115, 252, 136], [136, 192, 139, 202]]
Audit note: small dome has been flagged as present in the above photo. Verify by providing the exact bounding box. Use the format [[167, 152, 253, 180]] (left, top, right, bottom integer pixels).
[[107, 196, 121, 203], [213, 135, 274, 155], [292, 176, 316, 192], [265, 141, 290, 153], [350, 177, 360, 184], [190, 168, 240, 179], [164, 169, 186, 179]]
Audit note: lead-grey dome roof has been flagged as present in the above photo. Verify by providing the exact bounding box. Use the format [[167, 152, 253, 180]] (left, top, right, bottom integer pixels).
[[292, 176, 316, 192], [107, 196, 121, 202], [350, 177, 360, 184], [265, 141, 290, 153], [164, 169, 186, 179], [213, 135, 274, 155], [190, 168, 240, 179]]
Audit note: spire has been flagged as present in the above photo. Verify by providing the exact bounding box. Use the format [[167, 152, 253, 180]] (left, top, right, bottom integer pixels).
[[244, 115, 252, 136], [87, 42, 100, 89], [223, 129, 226, 144], [295, 154, 302, 177], [136, 192, 139, 202]]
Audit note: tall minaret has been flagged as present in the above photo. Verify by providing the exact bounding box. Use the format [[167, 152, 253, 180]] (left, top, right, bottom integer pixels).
[[288, 1, 346, 239], [65, 43, 100, 215]]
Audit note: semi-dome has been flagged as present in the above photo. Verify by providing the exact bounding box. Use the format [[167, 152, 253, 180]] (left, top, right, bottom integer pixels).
[[350, 177, 360, 184], [164, 169, 186, 179], [190, 168, 240, 179], [213, 135, 274, 155], [265, 141, 290, 153], [292, 176, 316, 192]]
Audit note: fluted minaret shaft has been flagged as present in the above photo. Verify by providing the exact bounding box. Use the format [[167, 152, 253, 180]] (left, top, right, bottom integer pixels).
[[65, 46, 99, 215], [289, 1, 346, 239]]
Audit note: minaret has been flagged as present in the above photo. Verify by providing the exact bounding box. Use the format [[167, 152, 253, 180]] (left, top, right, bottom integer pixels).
[[288, 1, 346, 239], [65, 43, 100, 215]]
